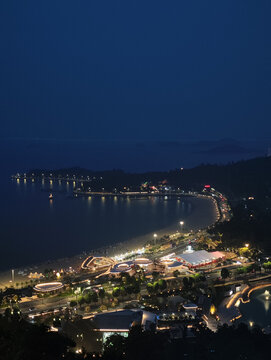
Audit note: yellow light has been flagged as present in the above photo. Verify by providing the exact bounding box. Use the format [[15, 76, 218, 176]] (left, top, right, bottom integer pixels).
[[56, 272, 60, 279], [210, 304, 216, 315]]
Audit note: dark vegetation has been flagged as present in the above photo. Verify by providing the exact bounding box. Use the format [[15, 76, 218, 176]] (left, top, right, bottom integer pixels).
[[102, 324, 271, 360], [28, 156, 271, 198], [210, 198, 271, 253], [0, 312, 77, 360], [1, 312, 270, 360]]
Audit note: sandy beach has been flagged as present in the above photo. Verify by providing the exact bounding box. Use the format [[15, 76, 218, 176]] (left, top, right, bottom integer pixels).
[[0, 195, 218, 290]]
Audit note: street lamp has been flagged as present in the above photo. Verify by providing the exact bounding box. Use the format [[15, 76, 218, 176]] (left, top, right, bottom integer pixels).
[[245, 243, 249, 248], [180, 221, 184, 232], [153, 233, 157, 244]]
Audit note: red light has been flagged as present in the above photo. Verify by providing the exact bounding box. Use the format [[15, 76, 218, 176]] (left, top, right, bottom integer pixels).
[[204, 185, 211, 188]]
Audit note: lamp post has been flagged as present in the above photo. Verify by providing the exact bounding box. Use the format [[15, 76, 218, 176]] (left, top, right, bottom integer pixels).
[[180, 221, 184, 232], [153, 233, 158, 244]]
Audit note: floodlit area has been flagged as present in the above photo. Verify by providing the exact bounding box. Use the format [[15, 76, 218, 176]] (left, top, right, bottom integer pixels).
[[110, 261, 134, 275], [109, 258, 153, 276], [113, 247, 146, 262], [81, 256, 115, 271], [159, 256, 187, 273], [134, 257, 153, 267], [33, 282, 64, 292], [81, 254, 154, 277], [81, 242, 225, 278], [159, 249, 225, 271], [176, 250, 225, 268]]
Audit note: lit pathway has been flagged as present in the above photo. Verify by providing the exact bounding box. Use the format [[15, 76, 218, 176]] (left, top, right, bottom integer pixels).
[[217, 284, 248, 325]]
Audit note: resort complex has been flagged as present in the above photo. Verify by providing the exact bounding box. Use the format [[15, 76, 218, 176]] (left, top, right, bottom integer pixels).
[[80, 249, 226, 279], [2, 179, 271, 358]]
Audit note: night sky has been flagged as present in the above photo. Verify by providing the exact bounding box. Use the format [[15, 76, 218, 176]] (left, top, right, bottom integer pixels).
[[1, 0, 271, 141]]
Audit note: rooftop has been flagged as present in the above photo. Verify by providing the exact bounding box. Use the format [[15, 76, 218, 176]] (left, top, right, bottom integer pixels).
[[177, 250, 224, 266], [92, 309, 156, 331]]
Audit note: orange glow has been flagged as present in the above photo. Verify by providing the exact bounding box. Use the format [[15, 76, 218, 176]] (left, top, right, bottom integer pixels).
[[226, 292, 241, 309]]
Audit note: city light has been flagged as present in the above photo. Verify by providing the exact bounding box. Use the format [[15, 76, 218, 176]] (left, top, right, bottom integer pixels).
[[210, 304, 216, 315]]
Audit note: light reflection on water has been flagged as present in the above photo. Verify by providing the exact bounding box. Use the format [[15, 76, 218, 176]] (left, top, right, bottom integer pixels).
[[0, 178, 216, 271], [238, 286, 271, 328]]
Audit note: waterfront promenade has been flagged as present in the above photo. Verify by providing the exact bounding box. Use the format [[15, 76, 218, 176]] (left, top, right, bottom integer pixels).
[[0, 189, 220, 289], [217, 278, 271, 326]]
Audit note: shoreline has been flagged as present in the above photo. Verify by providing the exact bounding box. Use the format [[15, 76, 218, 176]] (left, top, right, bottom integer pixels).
[[0, 195, 218, 289], [105, 195, 218, 257]]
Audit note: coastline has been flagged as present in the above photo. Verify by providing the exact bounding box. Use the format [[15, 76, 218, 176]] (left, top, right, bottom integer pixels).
[[105, 195, 218, 257], [0, 195, 218, 289]]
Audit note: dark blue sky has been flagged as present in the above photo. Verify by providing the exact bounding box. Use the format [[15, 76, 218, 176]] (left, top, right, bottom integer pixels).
[[1, 0, 271, 141]]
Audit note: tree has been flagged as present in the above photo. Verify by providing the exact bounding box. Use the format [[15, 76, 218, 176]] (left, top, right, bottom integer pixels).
[[158, 279, 167, 291], [182, 276, 195, 289], [152, 271, 159, 281], [112, 287, 121, 297], [125, 285, 134, 295], [85, 291, 98, 304], [120, 286, 127, 297], [146, 283, 154, 294], [70, 300, 77, 307], [91, 291, 98, 303], [0, 313, 77, 359], [63, 308, 71, 320], [78, 296, 85, 308], [121, 273, 131, 285], [249, 263, 261, 273], [153, 281, 160, 293], [4, 307, 11, 318], [98, 287, 105, 301], [104, 325, 170, 360], [103, 334, 126, 360], [173, 270, 180, 278], [263, 261, 271, 270], [182, 277, 189, 288], [221, 268, 230, 279]]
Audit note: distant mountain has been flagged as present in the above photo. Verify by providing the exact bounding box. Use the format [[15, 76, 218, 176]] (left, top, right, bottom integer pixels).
[[178, 156, 271, 198], [27, 155, 271, 199], [202, 144, 259, 154]]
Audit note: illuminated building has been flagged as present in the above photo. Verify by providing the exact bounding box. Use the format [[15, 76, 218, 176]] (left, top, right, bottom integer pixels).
[[62, 309, 157, 353], [176, 250, 225, 268]]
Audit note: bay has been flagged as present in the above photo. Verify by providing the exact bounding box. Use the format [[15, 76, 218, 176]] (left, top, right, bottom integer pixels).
[[0, 177, 216, 271]]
